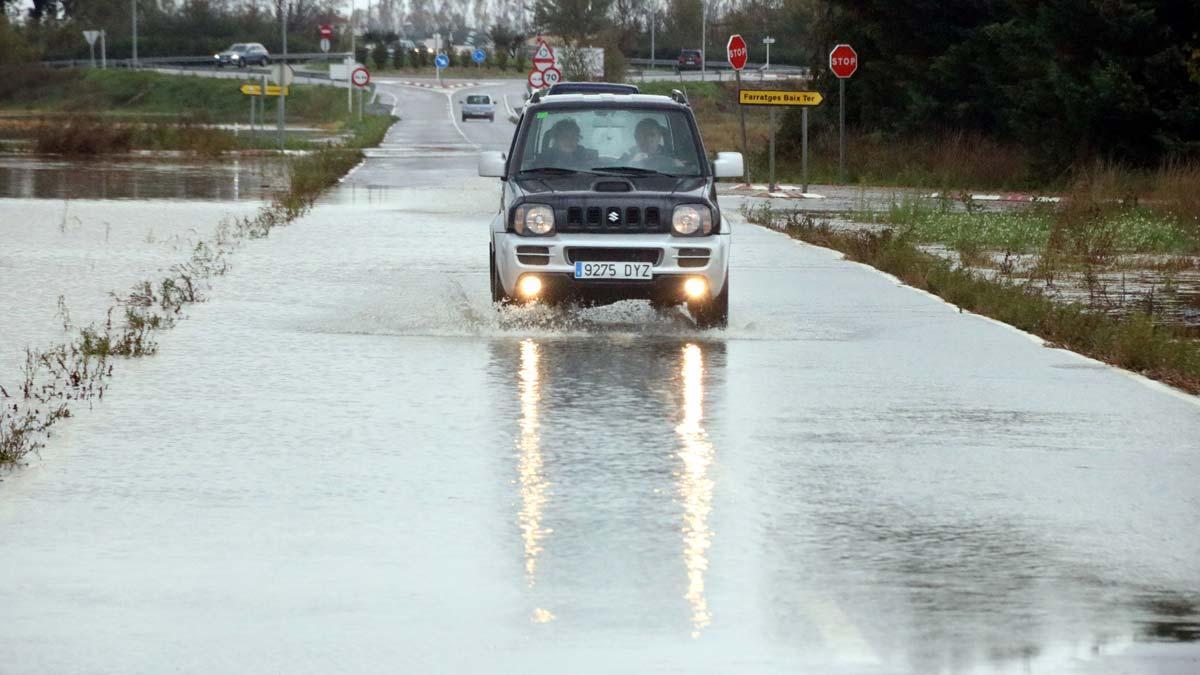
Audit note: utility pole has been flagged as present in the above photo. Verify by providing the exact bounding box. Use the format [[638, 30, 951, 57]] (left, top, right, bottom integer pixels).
[[278, 0, 287, 151], [131, 0, 138, 67], [649, 11, 655, 70]]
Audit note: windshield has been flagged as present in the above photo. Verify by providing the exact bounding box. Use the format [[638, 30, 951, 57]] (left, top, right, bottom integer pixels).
[[228, 44, 247, 52], [466, 95, 490, 104], [517, 107, 703, 176]]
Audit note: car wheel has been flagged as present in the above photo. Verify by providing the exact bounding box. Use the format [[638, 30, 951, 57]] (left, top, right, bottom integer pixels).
[[689, 275, 729, 328], [491, 247, 513, 305], [237, 61, 246, 69], [261, 57, 270, 66], [488, 114, 494, 122]]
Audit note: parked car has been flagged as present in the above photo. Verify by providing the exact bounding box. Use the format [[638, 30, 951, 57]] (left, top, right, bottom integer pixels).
[[477, 88, 743, 327], [460, 94, 496, 122], [676, 49, 703, 71], [214, 43, 270, 68]]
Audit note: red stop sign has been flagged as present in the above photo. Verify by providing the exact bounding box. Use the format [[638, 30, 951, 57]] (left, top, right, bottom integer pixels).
[[727, 34, 748, 71], [829, 43, 858, 78]]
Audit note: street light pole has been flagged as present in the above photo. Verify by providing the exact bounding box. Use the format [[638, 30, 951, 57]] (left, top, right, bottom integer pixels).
[[131, 0, 138, 67], [277, 0, 287, 151], [649, 11, 655, 70]]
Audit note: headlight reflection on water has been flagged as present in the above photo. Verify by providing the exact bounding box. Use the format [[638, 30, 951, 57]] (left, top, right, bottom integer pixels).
[[676, 343, 715, 638], [516, 339, 554, 623]]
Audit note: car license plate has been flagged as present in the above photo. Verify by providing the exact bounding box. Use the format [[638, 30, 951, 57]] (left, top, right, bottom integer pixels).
[[574, 261, 653, 280]]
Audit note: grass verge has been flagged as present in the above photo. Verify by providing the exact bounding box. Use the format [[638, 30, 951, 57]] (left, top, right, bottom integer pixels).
[[745, 203, 1200, 396], [1, 68, 391, 156]]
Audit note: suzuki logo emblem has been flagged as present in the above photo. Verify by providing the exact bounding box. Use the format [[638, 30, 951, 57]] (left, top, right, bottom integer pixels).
[[607, 209, 620, 223]]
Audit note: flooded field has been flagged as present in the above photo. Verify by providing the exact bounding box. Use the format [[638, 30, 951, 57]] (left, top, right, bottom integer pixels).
[[0, 154, 279, 383], [0, 153, 288, 201]]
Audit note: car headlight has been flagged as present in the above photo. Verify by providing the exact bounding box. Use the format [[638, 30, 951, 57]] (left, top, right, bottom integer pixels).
[[513, 204, 555, 236], [672, 204, 713, 236], [231, 54, 240, 60]]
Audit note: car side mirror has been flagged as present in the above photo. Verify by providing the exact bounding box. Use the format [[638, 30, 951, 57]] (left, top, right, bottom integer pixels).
[[712, 152, 744, 179], [478, 151, 506, 178]]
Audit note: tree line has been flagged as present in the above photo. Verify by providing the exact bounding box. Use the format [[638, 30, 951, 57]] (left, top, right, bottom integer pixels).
[[3, 0, 1197, 173]]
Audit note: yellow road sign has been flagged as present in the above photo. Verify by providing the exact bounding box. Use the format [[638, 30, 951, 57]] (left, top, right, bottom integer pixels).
[[739, 89, 824, 106], [239, 84, 289, 96]]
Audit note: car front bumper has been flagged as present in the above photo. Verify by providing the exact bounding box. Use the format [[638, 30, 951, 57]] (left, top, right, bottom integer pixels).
[[494, 232, 730, 303]]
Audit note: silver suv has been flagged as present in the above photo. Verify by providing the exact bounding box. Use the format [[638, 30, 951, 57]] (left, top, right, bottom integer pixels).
[[478, 88, 743, 327], [214, 43, 270, 68]]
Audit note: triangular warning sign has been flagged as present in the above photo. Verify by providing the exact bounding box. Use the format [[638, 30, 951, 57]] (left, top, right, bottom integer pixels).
[[533, 41, 554, 63]]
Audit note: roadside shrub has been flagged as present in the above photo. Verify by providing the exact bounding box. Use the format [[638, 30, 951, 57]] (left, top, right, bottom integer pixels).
[[372, 43, 389, 70]]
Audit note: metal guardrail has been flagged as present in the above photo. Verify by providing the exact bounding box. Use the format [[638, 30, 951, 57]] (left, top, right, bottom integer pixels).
[[39, 52, 352, 69], [627, 57, 807, 73]]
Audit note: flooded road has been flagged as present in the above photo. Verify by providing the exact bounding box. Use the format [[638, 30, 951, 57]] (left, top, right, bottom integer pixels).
[[2, 79, 1199, 674]]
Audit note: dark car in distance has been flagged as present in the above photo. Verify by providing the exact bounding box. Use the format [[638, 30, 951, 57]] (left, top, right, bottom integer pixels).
[[676, 49, 703, 71]]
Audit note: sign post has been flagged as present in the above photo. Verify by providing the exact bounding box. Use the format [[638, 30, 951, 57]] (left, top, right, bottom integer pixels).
[[100, 30, 107, 69], [762, 36, 775, 69], [319, 24, 333, 56], [738, 89, 824, 192], [726, 34, 749, 182], [351, 66, 370, 121], [528, 39, 555, 91], [434, 52, 449, 87], [82, 30, 100, 68], [829, 43, 858, 182]]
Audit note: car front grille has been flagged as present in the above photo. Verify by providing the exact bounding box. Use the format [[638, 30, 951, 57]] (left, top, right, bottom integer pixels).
[[560, 205, 666, 234], [566, 247, 663, 265]]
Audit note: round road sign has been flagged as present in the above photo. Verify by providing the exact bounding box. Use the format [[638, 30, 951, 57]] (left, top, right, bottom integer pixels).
[[542, 67, 561, 87], [527, 69, 544, 89], [726, 34, 748, 71], [434, 53, 449, 69], [829, 43, 858, 78], [472, 48, 486, 64], [351, 66, 370, 88]]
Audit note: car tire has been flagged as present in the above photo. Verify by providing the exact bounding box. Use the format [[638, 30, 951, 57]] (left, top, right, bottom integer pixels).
[[488, 114, 494, 122], [237, 61, 246, 69], [261, 58, 270, 66], [491, 247, 513, 305], [689, 275, 729, 328], [462, 114, 468, 122]]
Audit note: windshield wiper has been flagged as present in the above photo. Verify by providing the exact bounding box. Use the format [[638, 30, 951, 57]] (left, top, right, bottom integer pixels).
[[591, 166, 679, 177], [516, 167, 585, 175]]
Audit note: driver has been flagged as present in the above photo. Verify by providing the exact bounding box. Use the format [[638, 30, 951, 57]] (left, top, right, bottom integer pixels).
[[539, 119, 597, 167], [620, 118, 683, 170]]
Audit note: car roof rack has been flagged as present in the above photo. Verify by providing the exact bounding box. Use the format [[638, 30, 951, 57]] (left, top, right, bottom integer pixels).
[[670, 89, 689, 106], [546, 82, 640, 96]]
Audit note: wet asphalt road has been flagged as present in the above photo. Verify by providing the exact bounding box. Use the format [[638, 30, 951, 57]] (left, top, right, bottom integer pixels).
[[1, 79, 1199, 674]]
